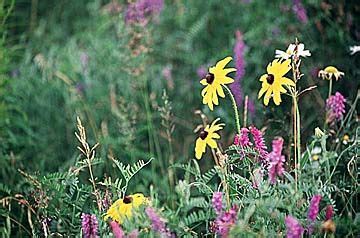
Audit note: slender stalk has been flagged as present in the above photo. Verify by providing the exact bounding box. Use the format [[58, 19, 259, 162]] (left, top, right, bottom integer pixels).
[[328, 79, 333, 98], [223, 85, 241, 134], [244, 95, 248, 127]]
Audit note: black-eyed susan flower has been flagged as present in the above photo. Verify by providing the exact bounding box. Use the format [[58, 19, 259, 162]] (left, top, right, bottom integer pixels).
[[104, 193, 148, 224], [258, 59, 295, 106], [318, 66, 344, 81], [200, 57, 236, 110], [195, 118, 224, 159]]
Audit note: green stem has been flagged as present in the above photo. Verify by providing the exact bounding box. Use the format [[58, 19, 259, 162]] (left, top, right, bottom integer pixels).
[[223, 85, 241, 135], [328, 79, 333, 99]]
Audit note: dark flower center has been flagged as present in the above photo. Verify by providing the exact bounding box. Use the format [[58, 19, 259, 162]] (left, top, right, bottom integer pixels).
[[266, 74, 275, 85], [123, 196, 133, 204], [199, 130, 208, 140], [206, 73, 215, 84]]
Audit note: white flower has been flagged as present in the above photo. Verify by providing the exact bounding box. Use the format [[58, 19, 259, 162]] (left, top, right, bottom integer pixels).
[[349, 45, 360, 55], [275, 43, 311, 59]]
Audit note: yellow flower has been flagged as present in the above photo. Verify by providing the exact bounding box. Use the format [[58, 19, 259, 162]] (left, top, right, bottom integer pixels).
[[258, 59, 295, 106], [104, 193, 148, 224], [195, 118, 224, 160], [200, 57, 236, 110], [318, 66, 344, 81]]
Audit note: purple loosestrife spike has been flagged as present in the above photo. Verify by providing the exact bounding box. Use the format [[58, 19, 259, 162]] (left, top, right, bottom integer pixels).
[[308, 195, 322, 221], [197, 65, 208, 79], [81, 213, 99, 238], [109, 221, 125, 238], [325, 205, 334, 221], [267, 137, 286, 184], [326, 92, 346, 122], [145, 207, 172, 237], [211, 192, 224, 215], [231, 30, 246, 105], [285, 215, 304, 238], [292, 0, 308, 24], [249, 126, 268, 160]]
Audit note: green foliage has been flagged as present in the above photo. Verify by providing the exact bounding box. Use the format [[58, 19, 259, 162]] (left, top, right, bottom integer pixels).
[[0, 0, 359, 237]]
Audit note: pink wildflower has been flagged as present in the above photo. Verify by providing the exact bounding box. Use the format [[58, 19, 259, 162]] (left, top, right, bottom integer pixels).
[[308, 195, 322, 221], [231, 30, 246, 105], [145, 207, 173, 237], [212, 192, 224, 215], [292, 0, 308, 24], [234, 128, 251, 147], [325, 205, 334, 221], [285, 215, 304, 238], [212, 205, 238, 237], [267, 137, 286, 184], [109, 221, 125, 238], [326, 92, 346, 122], [249, 126, 268, 160], [81, 213, 99, 238]]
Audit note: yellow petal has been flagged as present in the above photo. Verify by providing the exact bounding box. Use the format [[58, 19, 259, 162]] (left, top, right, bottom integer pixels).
[[201, 86, 209, 97], [211, 133, 220, 139], [218, 76, 234, 84], [280, 77, 295, 86], [217, 85, 225, 98], [258, 83, 269, 99], [207, 138, 217, 149], [273, 91, 282, 105], [215, 56, 232, 69], [222, 68, 237, 75], [259, 74, 267, 82], [264, 87, 272, 106], [200, 79, 208, 85], [195, 138, 206, 159], [268, 59, 291, 77], [212, 90, 219, 105]]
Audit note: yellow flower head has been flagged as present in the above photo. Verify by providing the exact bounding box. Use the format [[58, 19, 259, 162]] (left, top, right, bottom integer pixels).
[[195, 118, 224, 160], [258, 59, 295, 106], [104, 193, 148, 224], [318, 66, 344, 81], [200, 57, 236, 110]]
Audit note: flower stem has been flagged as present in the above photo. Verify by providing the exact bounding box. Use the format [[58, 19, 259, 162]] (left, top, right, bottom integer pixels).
[[223, 85, 241, 135], [328, 79, 333, 98]]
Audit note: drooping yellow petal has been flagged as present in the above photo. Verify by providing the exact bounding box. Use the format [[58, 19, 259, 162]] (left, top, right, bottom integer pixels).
[[273, 91, 282, 105], [263, 87, 272, 106], [195, 138, 207, 159], [216, 85, 225, 98], [280, 77, 295, 86], [211, 133, 220, 139], [258, 83, 269, 98], [207, 138, 217, 149]]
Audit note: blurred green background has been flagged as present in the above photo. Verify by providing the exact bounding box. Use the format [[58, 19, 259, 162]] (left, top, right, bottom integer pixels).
[[0, 0, 359, 195]]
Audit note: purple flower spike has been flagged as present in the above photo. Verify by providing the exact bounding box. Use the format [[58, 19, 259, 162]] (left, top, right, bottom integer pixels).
[[231, 30, 246, 106], [249, 126, 268, 160], [213, 205, 239, 237], [81, 213, 99, 238], [285, 215, 304, 238], [326, 92, 346, 123], [292, 0, 308, 24], [267, 137, 286, 184], [109, 221, 125, 238], [197, 65, 208, 79], [308, 194, 322, 222], [234, 128, 251, 147], [145, 207, 173, 237], [212, 192, 224, 215], [125, 0, 164, 26], [325, 205, 334, 221]]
